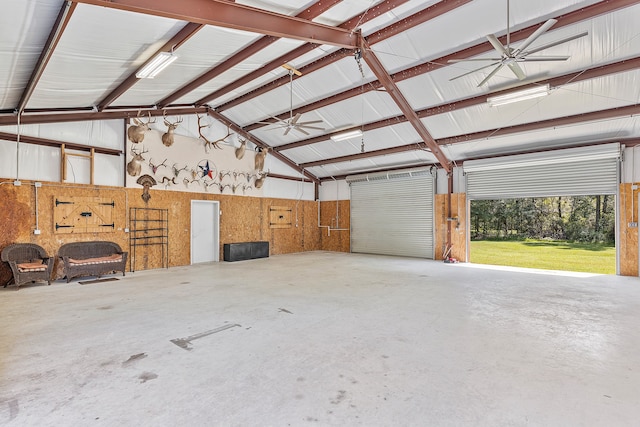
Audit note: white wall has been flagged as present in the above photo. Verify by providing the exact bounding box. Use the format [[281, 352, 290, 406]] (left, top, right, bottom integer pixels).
[[126, 114, 313, 200], [318, 179, 349, 201], [0, 115, 315, 200], [622, 146, 640, 183], [0, 120, 124, 185]]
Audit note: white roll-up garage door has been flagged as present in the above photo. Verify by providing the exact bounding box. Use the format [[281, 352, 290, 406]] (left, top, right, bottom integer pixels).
[[348, 168, 435, 258], [464, 143, 620, 199]]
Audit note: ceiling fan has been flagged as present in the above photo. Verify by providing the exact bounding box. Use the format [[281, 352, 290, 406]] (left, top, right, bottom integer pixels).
[[448, 0, 588, 87], [259, 64, 324, 136]]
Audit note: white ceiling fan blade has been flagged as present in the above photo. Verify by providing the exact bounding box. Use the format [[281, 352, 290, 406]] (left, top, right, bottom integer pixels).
[[513, 19, 557, 55], [264, 114, 289, 125], [283, 126, 292, 136], [507, 62, 526, 80], [265, 125, 287, 131], [448, 58, 504, 63], [449, 61, 502, 81], [519, 56, 570, 62], [296, 127, 310, 136], [298, 125, 324, 131], [297, 120, 323, 125], [477, 63, 505, 87], [523, 31, 588, 56], [290, 113, 301, 125], [486, 34, 510, 56]]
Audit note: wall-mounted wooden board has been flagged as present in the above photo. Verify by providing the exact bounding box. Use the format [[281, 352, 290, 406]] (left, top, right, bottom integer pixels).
[[53, 196, 115, 233], [270, 205, 292, 228]]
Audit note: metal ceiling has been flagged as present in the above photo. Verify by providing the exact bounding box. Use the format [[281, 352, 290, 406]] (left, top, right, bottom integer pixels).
[[2, 0, 639, 182]]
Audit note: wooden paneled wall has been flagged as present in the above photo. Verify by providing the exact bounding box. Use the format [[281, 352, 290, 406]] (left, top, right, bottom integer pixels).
[[619, 183, 638, 276], [5, 183, 634, 279], [434, 193, 467, 262], [0, 180, 350, 284], [318, 200, 350, 252]]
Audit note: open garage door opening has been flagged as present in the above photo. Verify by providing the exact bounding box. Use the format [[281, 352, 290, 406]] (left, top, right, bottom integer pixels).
[[469, 196, 616, 274], [464, 143, 620, 274]]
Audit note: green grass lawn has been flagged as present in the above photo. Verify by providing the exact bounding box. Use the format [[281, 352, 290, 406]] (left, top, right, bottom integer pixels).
[[469, 239, 616, 274]]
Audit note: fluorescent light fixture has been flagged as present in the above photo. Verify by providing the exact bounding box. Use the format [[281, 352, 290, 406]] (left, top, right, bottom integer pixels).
[[330, 129, 363, 142], [487, 84, 550, 107], [136, 52, 178, 79]]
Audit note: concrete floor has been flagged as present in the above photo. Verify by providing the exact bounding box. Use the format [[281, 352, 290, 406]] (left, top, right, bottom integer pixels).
[[1, 251, 640, 426]]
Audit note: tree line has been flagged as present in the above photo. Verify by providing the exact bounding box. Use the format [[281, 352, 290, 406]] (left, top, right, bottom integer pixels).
[[470, 196, 615, 244]]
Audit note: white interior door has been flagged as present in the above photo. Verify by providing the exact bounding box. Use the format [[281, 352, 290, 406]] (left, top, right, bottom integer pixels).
[[191, 200, 219, 264]]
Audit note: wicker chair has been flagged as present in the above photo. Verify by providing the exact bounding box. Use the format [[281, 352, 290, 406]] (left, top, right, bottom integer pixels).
[[1, 243, 54, 289]]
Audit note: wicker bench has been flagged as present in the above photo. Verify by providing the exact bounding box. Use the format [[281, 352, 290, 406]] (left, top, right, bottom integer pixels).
[[58, 241, 128, 283]]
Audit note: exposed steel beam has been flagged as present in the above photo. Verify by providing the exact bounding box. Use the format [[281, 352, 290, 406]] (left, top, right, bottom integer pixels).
[[437, 104, 640, 146], [359, 36, 451, 172], [195, 43, 324, 107], [305, 104, 640, 168], [215, 0, 469, 112], [208, 110, 319, 184], [158, 0, 342, 108], [213, 49, 353, 112], [268, 173, 313, 183], [198, 0, 413, 108], [73, 0, 356, 48], [98, 22, 204, 111], [160, 36, 280, 108], [276, 56, 640, 152], [319, 162, 435, 182], [0, 131, 122, 156], [240, 0, 640, 129], [242, 82, 383, 133], [0, 106, 208, 126], [275, 115, 400, 152], [318, 137, 640, 181], [16, 1, 76, 114], [301, 143, 428, 168]]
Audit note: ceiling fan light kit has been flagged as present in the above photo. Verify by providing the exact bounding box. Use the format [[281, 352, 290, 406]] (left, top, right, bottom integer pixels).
[[487, 84, 551, 107], [331, 129, 363, 142], [136, 52, 178, 79]]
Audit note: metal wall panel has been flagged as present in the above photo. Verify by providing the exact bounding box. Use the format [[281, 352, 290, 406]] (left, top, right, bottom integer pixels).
[[349, 171, 434, 258]]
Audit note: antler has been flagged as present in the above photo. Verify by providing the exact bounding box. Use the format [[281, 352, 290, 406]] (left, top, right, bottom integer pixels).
[[172, 163, 188, 178], [131, 145, 149, 156], [149, 158, 167, 174], [196, 114, 231, 151], [163, 110, 183, 127], [143, 110, 156, 125]]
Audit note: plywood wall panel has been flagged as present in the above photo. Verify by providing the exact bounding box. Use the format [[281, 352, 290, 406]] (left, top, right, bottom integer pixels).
[[0, 185, 32, 285], [9, 180, 576, 285], [619, 183, 638, 276], [319, 200, 350, 252], [434, 193, 467, 262], [303, 201, 321, 251]]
